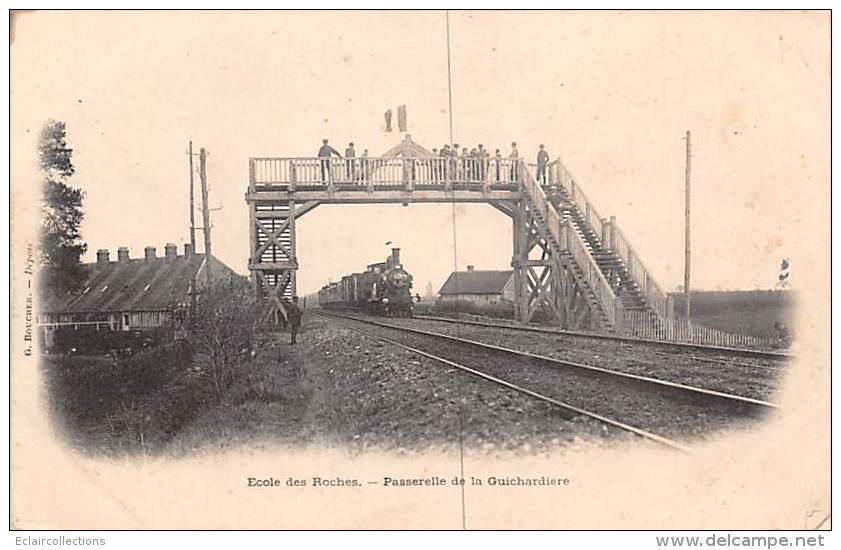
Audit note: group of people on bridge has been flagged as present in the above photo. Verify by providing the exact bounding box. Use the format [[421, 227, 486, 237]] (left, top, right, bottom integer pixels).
[[315, 139, 551, 186]]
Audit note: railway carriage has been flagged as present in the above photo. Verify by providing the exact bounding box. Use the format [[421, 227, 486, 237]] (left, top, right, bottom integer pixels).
[[318, 248, 415, 317]]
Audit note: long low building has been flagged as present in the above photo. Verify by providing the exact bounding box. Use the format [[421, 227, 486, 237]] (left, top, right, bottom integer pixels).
[[38, 242, 240, 351], [437, 266, 514, 305]]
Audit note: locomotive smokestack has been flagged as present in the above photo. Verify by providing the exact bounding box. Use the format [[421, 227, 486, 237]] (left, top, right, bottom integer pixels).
[[391, 248, 401, 267]]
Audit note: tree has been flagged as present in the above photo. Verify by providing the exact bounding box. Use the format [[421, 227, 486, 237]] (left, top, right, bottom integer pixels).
[[40, 120, 87, 292], [189, 279, 259, 396]]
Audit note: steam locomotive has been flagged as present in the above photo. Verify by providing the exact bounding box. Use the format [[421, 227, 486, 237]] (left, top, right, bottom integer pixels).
[[317, 248, 415, 317]]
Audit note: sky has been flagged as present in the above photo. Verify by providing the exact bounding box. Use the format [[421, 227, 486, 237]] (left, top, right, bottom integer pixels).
[[11, 10, 829, 296]]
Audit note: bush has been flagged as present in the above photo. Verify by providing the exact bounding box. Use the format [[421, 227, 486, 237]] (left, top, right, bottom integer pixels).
[[188, 279, 260, 395], [669, 290, 796, 339]]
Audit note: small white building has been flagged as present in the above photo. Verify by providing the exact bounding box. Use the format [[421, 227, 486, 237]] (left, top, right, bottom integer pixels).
[[437, 266, 515, 305]]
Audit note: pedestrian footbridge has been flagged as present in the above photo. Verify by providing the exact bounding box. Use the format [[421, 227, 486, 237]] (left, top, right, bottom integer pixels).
[[245, 135, 673, 338]]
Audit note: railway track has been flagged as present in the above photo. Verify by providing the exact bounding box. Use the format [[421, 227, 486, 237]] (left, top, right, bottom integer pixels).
[[413, 314, 791, 360], [384, 314, 784, 402], [315, 310, 778, 453]]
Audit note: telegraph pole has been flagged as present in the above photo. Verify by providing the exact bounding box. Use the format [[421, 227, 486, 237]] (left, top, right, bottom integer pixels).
[[684, 131, 691, 326], [188, 141, 196, 251], [199, 147, 213, 288]]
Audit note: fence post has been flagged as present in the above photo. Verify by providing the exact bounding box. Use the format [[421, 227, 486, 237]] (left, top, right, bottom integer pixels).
[[559, 222, 568, 251], [289, 162, 297, 192], [614, 299, 624, 333], [366, 159, 375, 193], [403, 159, 414, 191]]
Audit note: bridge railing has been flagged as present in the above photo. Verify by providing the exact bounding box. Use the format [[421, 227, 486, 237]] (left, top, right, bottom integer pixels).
[[611, 224, 671, 321], [550, 160, 607, 244], [250, 156, 522, 189], [564, 221, 622, 328], [548, 158, 671, 323], [519, 163, 622, 328]]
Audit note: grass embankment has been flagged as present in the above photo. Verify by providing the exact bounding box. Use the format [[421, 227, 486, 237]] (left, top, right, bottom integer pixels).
[[42, 342, 214, 456], [670, 290, 795, 339]]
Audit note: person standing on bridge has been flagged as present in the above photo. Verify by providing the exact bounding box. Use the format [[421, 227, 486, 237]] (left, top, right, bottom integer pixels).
[[452, 143, 461, 182], [440, 145, 451, 181], [537, 144, 550, 186], [494, 149, 502, 182], [318, 139, 342, 183], [478, 144, 488, 182], [509, 141, 520, 182], [460, 147, 469, 182], [345, 142, 356, 182], [286, 296, 302, 345]]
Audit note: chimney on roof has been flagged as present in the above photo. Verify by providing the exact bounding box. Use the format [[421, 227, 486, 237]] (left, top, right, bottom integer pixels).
[[117, 247, 129, 263], [96, 249, 110, 266], [165, 243, 178, 261], [144, 246, 156, 263], [391, 247, 401, 267], [467, 265, 475, 272], [184, 243, 194, 258]]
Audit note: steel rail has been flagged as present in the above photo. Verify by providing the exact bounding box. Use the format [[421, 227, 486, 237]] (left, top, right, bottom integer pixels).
[[317, 310, 778, 411], [323, 314, 692, 453]]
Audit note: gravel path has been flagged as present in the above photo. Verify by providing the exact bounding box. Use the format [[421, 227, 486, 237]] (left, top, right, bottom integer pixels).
[[382, 316, 785, 402], [326, 314, 770, 443]]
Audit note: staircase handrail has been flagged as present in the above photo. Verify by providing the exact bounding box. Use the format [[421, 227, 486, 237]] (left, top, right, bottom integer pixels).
[[563, 217, 621, 327], [610, 223, 671, 320], [550, 159, 606, 242]]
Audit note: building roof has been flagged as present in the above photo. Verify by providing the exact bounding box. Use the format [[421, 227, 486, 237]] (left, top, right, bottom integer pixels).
[[438, 270, 513, 296], [39, 253, 239, 314], [381, 135, 435, 158]]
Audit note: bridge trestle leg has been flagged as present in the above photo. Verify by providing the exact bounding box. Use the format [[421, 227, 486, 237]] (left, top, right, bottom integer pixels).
[[511, 199, 600, 329], [248, 197, 298, 325]]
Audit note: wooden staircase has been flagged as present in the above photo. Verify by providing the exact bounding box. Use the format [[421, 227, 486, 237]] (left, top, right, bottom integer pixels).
[[517, 159, 671, 335], [516, 164, 623, 331], [547, 187, 663, 332]]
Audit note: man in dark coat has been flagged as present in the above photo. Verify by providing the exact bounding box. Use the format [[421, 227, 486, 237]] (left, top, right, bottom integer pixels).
[[317, 139, 342, 183], [286, 296, 303, 345], [509, 141, 520, 182], [537, 144, 550, 185]]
